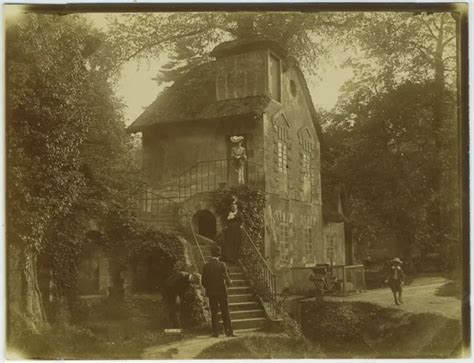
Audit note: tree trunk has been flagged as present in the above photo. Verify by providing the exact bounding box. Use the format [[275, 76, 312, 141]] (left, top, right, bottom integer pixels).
[[8, 241, 49, 340], [23, 245, 49, 331]]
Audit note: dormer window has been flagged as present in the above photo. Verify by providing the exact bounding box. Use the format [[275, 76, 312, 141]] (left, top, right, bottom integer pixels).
[[269, 53, 281, 102]]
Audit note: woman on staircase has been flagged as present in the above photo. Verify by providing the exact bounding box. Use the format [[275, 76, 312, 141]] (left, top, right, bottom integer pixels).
[[222, 201, 243, 263]]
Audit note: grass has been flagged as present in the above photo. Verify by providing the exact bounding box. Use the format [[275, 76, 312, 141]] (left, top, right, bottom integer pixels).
[[196, 335, 325, 359], [299, 300, 463, 358], [8, 295, 184, 359]]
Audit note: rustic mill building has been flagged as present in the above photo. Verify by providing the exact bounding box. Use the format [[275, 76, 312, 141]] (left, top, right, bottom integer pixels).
[[127, 39, 354, 295]]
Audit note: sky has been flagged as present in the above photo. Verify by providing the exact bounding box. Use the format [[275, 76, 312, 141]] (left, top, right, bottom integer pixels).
[[89, 13, 353, 126]]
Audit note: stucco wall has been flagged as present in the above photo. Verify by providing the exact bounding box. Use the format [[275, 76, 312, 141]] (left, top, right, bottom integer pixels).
[[261, 57, 324, 292], [142, 117, 264, 190], [215, 50, 268, 100], [323, 222, 346, 266]]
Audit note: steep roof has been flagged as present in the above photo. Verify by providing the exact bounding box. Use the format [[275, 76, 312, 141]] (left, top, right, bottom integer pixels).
[[128, 61, 270, 133], [128, 40, 322, 136]]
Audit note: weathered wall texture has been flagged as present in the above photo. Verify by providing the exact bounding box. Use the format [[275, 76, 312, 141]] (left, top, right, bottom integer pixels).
[[215, 50, 268, 100], [261, 55, 324, 292], [142, 117, 264, 190], [323, 222, 346, 266]]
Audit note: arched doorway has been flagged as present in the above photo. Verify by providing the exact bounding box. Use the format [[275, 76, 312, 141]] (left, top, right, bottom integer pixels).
[[193, 210, 217, 239]]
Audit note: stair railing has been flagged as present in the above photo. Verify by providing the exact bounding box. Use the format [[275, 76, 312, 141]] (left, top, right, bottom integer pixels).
[[188, 218, 206, 266], [155, 158, 264, 202], [240, 226, 278, 319]]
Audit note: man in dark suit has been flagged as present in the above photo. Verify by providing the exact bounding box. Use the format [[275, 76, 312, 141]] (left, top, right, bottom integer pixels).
[[201, 245, 236, 337]]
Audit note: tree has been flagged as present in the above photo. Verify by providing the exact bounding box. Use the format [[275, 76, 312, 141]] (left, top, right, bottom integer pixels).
[[107, 12, 361, 83], [323, 80, 458, 269], [6, 13, 137, 332]]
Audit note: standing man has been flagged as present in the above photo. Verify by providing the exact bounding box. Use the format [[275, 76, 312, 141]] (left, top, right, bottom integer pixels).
[[384, 257, 405, 305], [164, 271, 200, 328], [201, 245, 236, 337]]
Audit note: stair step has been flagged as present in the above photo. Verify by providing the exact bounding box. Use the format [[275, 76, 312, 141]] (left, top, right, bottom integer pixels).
[[220, 317, 267, 330], [230, 279, 249, 287], [234, 327, 264, 333], [228, 294, 255, 303], [229, 301, 260, 311], [228, 286, 252, 294], [219, 309, 265, 320], [230, 273, 245, 279]]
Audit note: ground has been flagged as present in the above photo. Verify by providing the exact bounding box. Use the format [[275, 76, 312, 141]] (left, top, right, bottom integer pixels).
[[142, 331, 284, 359], [141, 276, 462, 359], [324, 276, 461, 320]]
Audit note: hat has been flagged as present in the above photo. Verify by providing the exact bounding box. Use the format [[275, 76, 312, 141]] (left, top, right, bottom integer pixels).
[[391, 257, 403, 265], [230, 135, 244, 143], [211, 245, 222, 257]]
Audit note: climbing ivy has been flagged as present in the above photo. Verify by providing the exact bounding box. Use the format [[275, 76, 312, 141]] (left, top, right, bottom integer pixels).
[[213, 185, 266, 249]]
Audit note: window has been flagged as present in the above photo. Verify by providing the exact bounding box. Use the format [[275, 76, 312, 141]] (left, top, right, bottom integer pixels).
[[326, 235, 335, 260], [277, 141, 288, 174], [279, 222, 290, 262], [304, 227, 313, 256], [269, 53, 281, 102], [302, 152, 310, 178]]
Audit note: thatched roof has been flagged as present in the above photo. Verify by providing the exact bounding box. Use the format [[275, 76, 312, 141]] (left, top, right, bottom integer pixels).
[[128, 61, 270, 133], [128, 39, 322, 137]]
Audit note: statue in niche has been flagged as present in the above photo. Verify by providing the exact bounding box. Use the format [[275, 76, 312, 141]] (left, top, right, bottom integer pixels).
[[230, 136, 247, 184]]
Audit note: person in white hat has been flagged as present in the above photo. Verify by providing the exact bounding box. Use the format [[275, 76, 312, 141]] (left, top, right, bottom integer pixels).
[[230, 136, 247, 184], [384, 257, 405, 305]]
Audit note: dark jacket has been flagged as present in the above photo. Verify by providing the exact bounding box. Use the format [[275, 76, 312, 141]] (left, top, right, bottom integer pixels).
[[201, 258, 231, 296], [385, 265, 405, 283], [165, 271, 191, 296]]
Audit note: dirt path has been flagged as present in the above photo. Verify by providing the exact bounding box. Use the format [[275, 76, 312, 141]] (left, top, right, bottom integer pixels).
[[325, 276, 461, 320], [142, 330, 275, 359]]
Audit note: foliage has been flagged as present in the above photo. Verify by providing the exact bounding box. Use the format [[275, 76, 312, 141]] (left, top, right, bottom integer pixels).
[[107, 12, 362, 83], [323, 80, 459, 269], [213, 185, 266, 247], [299, 300, 462, 358], [9, 295, 181, 359], [196, 335, 324, 359], [101, 208, 187, 290], [180, 287, 208, 330]]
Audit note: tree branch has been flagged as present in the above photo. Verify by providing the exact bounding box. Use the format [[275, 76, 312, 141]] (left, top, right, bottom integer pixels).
[[111, 26, 214, 74], [442, 35, 456, 47], [419, 17, 438, 39]]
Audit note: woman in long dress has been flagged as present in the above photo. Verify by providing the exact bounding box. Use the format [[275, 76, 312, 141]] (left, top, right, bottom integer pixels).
[[222, 204, 243, 262], [230, 136, 247, 185]]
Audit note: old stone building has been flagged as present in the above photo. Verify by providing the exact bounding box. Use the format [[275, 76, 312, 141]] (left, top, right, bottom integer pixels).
[[129, 39, 353, 294]]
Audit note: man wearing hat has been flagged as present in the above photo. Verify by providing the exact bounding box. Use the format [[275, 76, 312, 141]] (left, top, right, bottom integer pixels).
[[384, 257, 405, 305], [201, 245, 235, 337]]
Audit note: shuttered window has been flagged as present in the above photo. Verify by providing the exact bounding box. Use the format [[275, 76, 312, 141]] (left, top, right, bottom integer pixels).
[[269, 53, 281, 102]]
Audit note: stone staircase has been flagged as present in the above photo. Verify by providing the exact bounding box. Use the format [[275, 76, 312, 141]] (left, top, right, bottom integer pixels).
[[194, 234, 268, 332]]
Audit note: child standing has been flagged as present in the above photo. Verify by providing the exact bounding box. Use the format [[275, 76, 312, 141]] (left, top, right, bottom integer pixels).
[[384, 257, 405, 305]]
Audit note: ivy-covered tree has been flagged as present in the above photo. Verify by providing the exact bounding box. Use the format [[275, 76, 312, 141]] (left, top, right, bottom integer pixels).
[[6, 13, 138, 332]]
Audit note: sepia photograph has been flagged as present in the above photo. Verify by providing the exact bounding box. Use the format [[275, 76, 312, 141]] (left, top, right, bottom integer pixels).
[[3, 1, 470, 360]]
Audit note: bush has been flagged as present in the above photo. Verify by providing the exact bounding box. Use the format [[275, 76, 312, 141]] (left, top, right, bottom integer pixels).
[[298, 300, 462, 358]]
